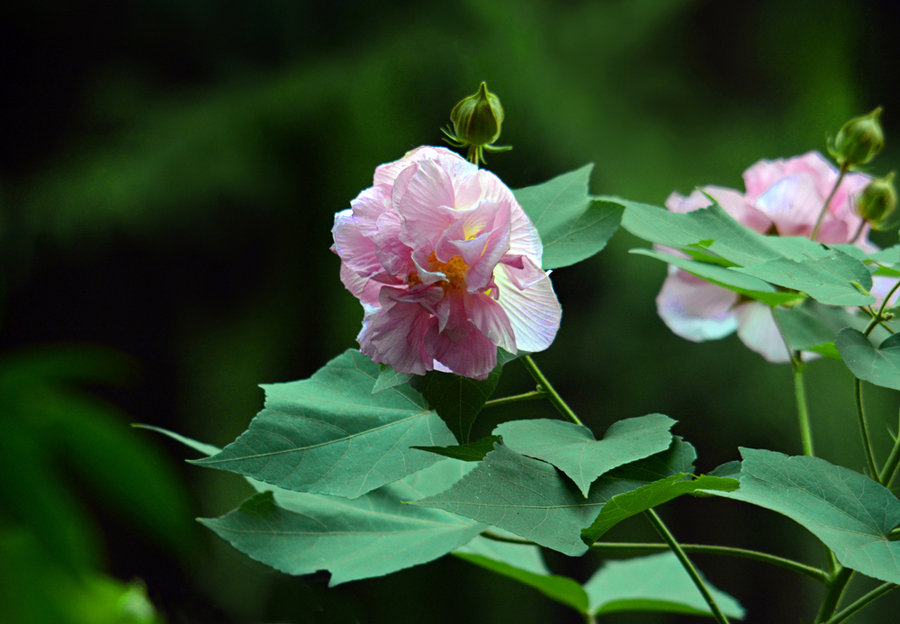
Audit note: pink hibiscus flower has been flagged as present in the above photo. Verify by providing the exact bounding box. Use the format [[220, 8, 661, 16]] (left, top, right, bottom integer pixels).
[[332, 146, 561, 379], [657, 151, 877, 362]]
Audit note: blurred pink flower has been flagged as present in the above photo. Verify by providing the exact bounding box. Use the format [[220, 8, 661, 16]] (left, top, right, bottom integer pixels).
[[657, 151, 877, 362], [332, 146, 561, 379]]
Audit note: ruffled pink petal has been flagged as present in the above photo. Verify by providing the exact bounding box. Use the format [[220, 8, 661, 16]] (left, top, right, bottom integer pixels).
[[427, 319, 499, 380], [655, 268, 739, 341], [370, 210, 412, 276], [358, 289, 438, 376], [752, 174, 822, 236], [494, 255, 561, 352], [814, 217, 855, 245], [743, 151, 831, 201], [733, 302, 791, 363], [374, 146, 474, 187], [458, 222, 511, 293], [393, 161, 458, 248], [332, 209, 380, 274], [466, 292, 516, 354], [432, 199, 505, 263], [349, 185, 393, 237], [339, 264, 384, 306]]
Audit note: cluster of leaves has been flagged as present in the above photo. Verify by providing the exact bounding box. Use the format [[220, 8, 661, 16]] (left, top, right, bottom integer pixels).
[[151, 348, 744, 620], [154, 166, 900, 620]]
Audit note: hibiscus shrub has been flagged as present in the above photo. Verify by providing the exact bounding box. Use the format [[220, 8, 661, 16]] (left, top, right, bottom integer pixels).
[[148, 97, 900, 623]]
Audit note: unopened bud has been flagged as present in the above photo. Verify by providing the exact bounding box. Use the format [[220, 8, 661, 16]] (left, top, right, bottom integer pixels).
[[830, 107, 885, 168], [857, 172, 897, 229], [442, 82, 511, 165]]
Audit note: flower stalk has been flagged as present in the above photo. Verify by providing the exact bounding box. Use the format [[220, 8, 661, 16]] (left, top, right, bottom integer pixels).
[[644, 509, 731, 624], [519, 355, 583, 426]]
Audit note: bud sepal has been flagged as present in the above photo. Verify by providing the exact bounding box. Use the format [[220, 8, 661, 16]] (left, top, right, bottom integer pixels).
[[828, 107, 885, 168], [442, 81, 511, 165]]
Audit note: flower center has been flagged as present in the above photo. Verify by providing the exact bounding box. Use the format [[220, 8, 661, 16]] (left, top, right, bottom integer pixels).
[[429, 252, 469, 288]]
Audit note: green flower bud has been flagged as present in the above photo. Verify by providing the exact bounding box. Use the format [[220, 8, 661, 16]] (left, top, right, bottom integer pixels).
[[442, 82, 511, 165], [857, 172, 897, 229], [830, 107, 885, 168]]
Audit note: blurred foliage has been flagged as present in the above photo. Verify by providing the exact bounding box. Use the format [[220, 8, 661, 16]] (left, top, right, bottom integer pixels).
[[1, 0, 899, 622]]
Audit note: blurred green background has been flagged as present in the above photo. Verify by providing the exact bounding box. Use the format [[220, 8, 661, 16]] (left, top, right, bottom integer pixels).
[[2, 1, 899, 622]]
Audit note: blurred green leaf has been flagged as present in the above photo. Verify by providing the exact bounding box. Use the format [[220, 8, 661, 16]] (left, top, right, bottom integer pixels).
[[735, 247, 873, 306], [200, 459, 483, 586], [707, 448, 900, 584], [194, 349, 456, 498], [494, 414, 676, 496], [417, 366, 502, 443], [514, 165, 622, 269], [613, 197, 875, 305], [632, 248, 803, 307], [0, 346, 193, 555], [613, 199, 783, 266], [44, 395, 194, 553], [0, 418, 101, 571], [415, 439, 696, 556], [836, 328, 900, 390], [0, 526, 162, 624], [585, 552, 745, 618]]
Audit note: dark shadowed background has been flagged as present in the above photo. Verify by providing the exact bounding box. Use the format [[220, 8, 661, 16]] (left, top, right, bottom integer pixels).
[[2, 1, 899, 622]]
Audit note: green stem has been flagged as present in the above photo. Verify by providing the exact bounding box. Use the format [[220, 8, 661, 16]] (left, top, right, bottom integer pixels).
[[823, 583, 897, 624], [793, 359, 815, 456], [811, 162, 849, 241], [582, 613, 597, 624], [772, 309, 815, 457], [849, 219, 867, 245], [879, 411, 900, 487], [519, 355, 583, 426], [854, 378, 879, 480], [863, 278, 900, 338], [589, 541, 828, 583], [644, 509, 730, 624], [482, 532, 828, 583], [483, 389, 546, 409], [815, 567, 854, 623]]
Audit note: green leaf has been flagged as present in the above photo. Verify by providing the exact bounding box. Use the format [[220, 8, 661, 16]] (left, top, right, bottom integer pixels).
[[835, 328, 900, 390], [199, 459, 484, 586], [611, 197, 876, 307], [580, 474, 738, 544], [193, 349, 456, 498], [585, 552, 745, 618], [417, 365, 502, 443], [708, 448, 900, 584], [631, 248, 803, 307], [514, 165, 622, 269], [775, 303, 854, 358], [455, 536, 589, 613], [413, 435, 502, 462], [134, 424, 221, 457], [494, 414, 676, 496], [372, 364, 413, 393], [415, 439, 696, 556], [735, 246, 874, 306], [868, 244, 900, 269], [611, 198, 784, 266]]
